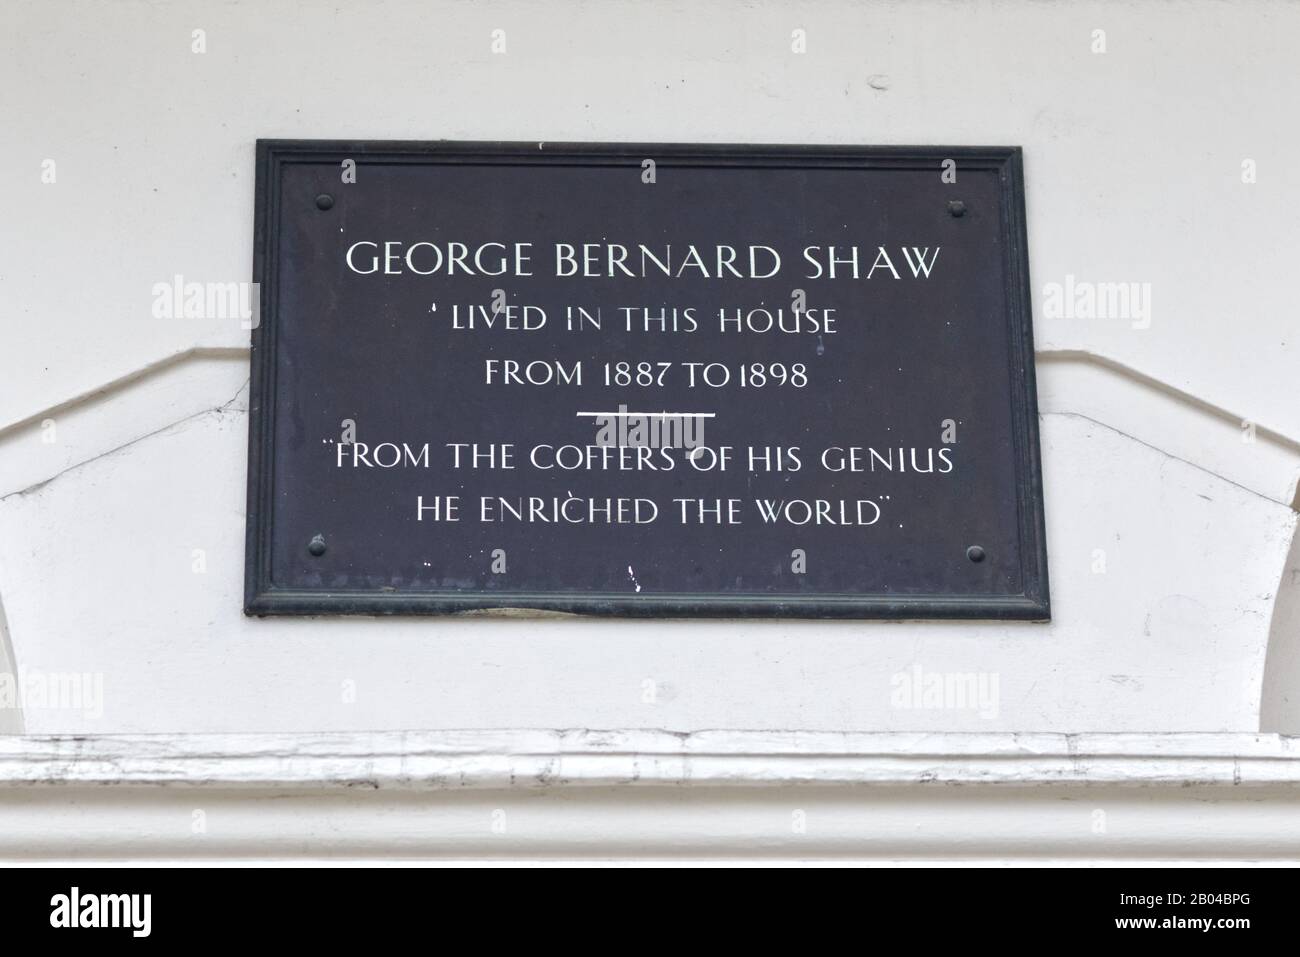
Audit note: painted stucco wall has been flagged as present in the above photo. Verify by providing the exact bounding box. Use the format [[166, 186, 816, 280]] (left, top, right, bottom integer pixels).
[[1, 0, 1298, 736]]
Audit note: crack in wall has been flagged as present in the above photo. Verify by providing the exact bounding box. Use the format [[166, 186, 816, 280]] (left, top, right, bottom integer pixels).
[[1053, 411, 1296, 511], [0, 378, 249, 504], [0, 379, 250, 734]]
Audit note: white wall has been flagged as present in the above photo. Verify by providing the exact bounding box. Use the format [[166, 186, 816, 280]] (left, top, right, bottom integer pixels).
[[1, 0, 1298, 736]]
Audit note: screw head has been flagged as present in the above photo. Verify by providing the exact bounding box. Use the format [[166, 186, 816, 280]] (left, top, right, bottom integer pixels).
[[315, 193, 335, 211], [308, 534, 327, 557], [947, 199, 966, 217], [966, 545, 986, 563]]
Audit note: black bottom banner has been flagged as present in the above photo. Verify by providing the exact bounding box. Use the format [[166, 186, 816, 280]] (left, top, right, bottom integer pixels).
[[0, 865, 1285, 944]]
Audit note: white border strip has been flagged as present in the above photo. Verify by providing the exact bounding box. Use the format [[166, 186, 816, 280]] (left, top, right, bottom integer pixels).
[[3, 730, 1298, 789]]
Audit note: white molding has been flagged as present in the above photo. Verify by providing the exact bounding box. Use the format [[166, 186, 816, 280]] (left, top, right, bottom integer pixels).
[[3, 730, 1299, 789], [3, 731, 1300, 862], [1036, 351, 1300, 509]]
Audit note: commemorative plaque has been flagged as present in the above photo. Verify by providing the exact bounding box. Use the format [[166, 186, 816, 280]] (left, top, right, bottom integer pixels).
[[245, 141, 1049, 619]]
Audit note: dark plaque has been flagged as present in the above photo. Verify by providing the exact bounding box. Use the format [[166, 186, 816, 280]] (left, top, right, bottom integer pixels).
[[245, 141, 1049, 619]]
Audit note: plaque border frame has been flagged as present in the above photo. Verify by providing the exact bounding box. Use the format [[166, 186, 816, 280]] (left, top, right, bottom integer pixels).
[[245, 140, 1050, 620]]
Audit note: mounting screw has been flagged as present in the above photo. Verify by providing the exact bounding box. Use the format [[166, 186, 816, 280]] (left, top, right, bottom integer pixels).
[[966, 545, 986, 563], [308, 534, 327, 557], [315, 193, 335, 211], [947, 200, 966, 218]]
